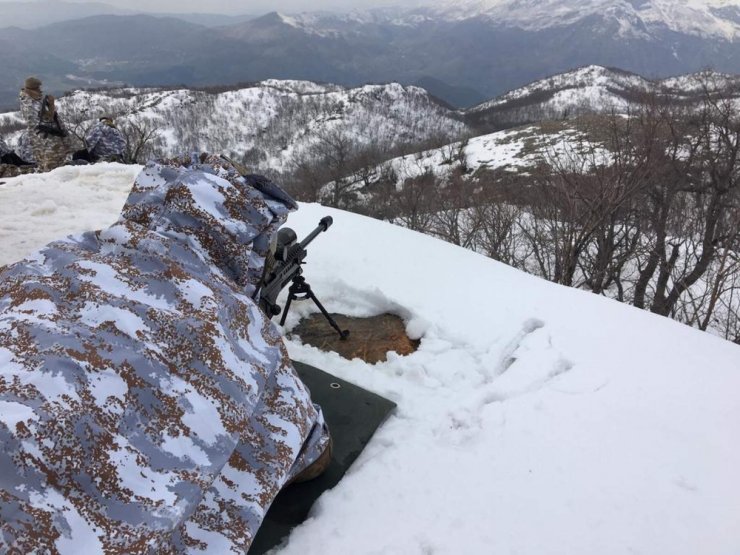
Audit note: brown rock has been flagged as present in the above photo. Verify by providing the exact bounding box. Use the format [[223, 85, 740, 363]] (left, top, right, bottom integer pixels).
[[291, 313, 419, 364], [0, 164, 21, 178], [0, 164, 36, 179]]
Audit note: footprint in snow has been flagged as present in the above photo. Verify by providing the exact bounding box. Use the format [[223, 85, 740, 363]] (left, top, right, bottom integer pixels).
[[482, 318, 573, 404], [492, 317, 545, 378]]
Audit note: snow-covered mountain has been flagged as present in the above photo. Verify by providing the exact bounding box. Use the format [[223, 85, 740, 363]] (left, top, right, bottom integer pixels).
[[427, 0, 740, 40], [0, 80, 466, 175], [466, 65, 740, 129], [251, 1, 740, 42], [3, 65, 735, 178], [216, 2, 740, 105], [3, 64, 735, 182], [0, 164, 738, 554]]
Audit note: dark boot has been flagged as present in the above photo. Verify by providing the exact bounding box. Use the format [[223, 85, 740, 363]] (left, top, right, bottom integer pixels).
[[288, 437, 333, 485]]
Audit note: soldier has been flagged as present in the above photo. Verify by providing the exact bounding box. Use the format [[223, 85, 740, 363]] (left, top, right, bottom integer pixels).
[[0, 153, 331, 553], [85, 115, 127, 162], [18, 76, 72, 171]]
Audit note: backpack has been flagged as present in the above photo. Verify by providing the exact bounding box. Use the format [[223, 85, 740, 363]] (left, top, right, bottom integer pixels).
[[36, 95, 67, 138]]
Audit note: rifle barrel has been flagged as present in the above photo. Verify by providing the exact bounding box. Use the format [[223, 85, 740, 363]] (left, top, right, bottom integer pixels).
[[299, 216, 333, 249]]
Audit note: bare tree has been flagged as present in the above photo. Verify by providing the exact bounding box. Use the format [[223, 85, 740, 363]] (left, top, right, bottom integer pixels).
[[472, 179, 527, 266], [119, 118, 161, 164], [391, 171, 437, 233]]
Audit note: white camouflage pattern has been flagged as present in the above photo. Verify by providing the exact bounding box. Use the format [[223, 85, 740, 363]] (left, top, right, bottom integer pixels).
[[86, 121, 126, 162], [0, 153, 330, 553], [17, 130, 36, 164], [19, 90, 71, 171]]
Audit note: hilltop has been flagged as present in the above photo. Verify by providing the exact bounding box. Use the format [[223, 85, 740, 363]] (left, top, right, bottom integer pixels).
[[0, 163, 738, 554]]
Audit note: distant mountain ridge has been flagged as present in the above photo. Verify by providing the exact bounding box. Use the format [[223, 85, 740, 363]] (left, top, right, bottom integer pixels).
[[1, 1, 740, 109], [2, 64, 734, 173], [0, 1, 132, 28], [0, 1, 258, 29]]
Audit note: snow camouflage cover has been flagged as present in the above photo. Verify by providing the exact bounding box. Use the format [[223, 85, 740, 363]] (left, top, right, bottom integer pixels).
[[86, 121, 126, 161], [0, 153, 330, 553]]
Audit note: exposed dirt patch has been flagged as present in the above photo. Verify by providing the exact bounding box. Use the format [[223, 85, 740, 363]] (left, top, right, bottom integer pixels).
[[291, 313, 419, 364]]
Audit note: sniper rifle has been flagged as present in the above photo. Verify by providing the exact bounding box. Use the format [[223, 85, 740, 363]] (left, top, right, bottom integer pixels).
[[255, 216, 349, 340]]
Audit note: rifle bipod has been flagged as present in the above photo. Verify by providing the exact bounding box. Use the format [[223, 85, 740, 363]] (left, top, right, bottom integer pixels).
[[279, 275, 350, 340]]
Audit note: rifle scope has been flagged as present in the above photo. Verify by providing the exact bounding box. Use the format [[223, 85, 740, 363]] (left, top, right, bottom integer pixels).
[[275, 216, 333, 263]]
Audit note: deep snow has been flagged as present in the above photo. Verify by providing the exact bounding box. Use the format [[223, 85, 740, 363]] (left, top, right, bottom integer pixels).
[[0, 164, 739, 554]]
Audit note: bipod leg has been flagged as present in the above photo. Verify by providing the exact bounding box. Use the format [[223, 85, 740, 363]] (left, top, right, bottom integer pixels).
[[279, 275, 310, 327], [305, 288, 350, 340], [279, 275, 349, 340], [279, 291, 296, 327]]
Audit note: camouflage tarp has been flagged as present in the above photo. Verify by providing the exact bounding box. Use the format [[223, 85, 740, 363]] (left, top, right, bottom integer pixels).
[[0, 153, 330, 553], [86, 121, 126, 162]]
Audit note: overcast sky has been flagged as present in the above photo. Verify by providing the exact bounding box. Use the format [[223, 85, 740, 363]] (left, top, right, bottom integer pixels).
[[109, 0, 424, 13], [0, 0, 429, 14]]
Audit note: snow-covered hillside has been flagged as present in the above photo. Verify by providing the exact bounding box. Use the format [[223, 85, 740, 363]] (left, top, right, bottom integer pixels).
[[468, 65, 648, 115], [0, 164, 738, 554], [0, 80, 466, 174], [353, 123, 605, 189], [466, 65, 740, 128], [327, 61, 740, 188]]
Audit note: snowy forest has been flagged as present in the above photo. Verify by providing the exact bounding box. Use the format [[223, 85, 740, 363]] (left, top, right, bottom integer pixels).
[[337, 83, 740, 344]]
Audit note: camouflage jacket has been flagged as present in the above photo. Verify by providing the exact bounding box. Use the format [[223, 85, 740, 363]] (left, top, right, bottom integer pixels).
[[19, 90, 70, 171], [0, 154, 329, 554], [18, 90, 43, 130], [86, 121, 126, 161]]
